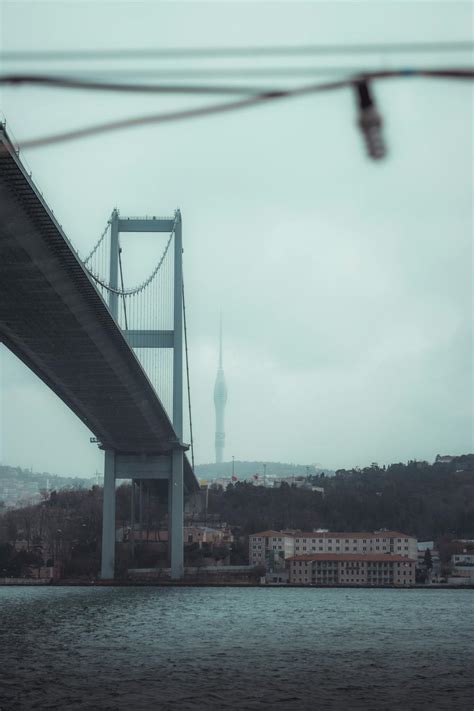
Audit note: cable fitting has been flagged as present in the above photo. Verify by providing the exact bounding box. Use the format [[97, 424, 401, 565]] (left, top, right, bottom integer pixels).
[[355, 80, 386, 160]]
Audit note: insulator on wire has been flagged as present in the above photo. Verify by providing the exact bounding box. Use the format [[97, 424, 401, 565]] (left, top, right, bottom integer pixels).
[[354, 80, 386, 160]]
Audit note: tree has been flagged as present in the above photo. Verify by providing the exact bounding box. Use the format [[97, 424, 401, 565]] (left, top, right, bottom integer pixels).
[[424, 549, 433, 570]]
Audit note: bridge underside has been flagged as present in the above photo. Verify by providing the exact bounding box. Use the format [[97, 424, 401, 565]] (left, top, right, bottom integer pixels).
[[0, 128, 197, 579]]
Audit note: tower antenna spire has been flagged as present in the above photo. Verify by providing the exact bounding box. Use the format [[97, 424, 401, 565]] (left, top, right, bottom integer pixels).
[[219, 312, 223, 368]]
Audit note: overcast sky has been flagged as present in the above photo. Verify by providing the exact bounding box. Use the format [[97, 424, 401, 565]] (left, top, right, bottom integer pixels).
[[0, 1, 472, 477]]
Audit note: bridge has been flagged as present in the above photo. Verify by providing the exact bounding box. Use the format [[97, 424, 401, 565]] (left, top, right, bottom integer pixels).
[[0, 125, 199, 579]]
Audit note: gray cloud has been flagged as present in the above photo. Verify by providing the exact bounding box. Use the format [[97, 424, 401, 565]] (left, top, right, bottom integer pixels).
[[0, 1, 472, 475]]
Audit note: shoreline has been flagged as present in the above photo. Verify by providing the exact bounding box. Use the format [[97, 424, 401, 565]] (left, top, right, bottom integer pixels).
[[1, 580, 473, 590]]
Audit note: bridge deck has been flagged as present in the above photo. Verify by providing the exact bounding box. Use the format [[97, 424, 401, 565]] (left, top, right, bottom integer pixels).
[[0, 128, 197, 491]]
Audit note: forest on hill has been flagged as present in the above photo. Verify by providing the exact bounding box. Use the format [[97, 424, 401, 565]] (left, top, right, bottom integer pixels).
[[208, 456, 474, 540]]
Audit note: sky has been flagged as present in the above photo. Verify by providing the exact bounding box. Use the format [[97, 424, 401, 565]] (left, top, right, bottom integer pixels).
[[0, 1, 472, 477]]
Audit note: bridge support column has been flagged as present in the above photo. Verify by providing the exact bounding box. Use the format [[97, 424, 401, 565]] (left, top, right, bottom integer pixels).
[[101, 449, 116, 579], [169, 448, 184, 579], [139, 480, 144, 543], [130, 479, 136, 558]]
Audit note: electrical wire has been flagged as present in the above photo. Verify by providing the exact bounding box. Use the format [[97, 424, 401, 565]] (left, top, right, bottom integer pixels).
[[7, 68, 473, 151], [0, 74, 272, 95], [2, 40, 473, 62], [1, 67, 472, 96], [0, 64, 466, 80]]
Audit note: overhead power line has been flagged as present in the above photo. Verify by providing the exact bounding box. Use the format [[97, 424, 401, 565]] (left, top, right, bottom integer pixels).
[[1, 68, 472, 96], [0, 74, 271, 96], [4, 64, 466, 80], [5, 68, 473, 152], [1, 41, 473, 62]]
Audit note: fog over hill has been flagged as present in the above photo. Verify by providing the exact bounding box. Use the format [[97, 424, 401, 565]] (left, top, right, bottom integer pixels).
[[195, 461, 334, 480], [0, 465, 94, 509]]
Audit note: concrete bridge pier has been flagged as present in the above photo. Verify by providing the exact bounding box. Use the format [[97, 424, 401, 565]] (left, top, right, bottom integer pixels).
[[100, 449, 185, 580], [169, 448, 184, 579], [101, 450, 116, 580]]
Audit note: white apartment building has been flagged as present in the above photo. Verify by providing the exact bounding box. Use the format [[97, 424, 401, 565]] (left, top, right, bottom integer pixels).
[[249, 530, 417, 568], [249, 530, 296, 567]]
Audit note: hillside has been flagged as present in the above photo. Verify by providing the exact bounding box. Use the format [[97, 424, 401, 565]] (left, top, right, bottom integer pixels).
[[195, 460, 334, 480], [0, 465, 93, 509], [207, 455, 474, 540]]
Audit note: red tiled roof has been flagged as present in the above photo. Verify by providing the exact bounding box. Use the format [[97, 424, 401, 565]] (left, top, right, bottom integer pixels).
[[288, 553, 415, 563], [250, 530, 286, 538], [293, 531, 411, 539]]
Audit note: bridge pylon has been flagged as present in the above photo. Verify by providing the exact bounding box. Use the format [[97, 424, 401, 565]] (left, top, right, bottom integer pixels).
[[100, 209, 185, 581]]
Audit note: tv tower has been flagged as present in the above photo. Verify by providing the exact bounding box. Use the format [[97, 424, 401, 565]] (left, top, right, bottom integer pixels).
[[214, 316, 227, 464]]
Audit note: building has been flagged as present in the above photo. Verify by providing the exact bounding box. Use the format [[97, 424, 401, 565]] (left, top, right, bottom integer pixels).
[[448, 553, 474, 585], [452, 553, 474, 566], [435, 454, 456, 464], [288, 554, 416, 586], [417, 541, 440, 566], [249, 530, 417, 568], [416, 541, 441, 582], [117, 525, 233, 548], [214, 317, 227, 464], [185, 526, 233, 547]]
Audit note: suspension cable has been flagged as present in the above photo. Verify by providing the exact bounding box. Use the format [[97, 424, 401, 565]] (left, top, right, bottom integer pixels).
[[182, 275, 195, 471], [85, 228, 174, 295], [118, 246, 128, 330], [83, 218, 110, 265]]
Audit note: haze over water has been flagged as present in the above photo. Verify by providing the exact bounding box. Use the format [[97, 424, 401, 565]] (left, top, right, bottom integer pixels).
[[0, 586, 472, 710]]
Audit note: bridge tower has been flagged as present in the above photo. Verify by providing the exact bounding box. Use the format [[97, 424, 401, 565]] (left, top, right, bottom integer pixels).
[[100, 209, 186, 580]]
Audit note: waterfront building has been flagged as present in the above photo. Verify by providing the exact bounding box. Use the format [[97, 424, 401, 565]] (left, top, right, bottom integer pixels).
[[452, 553, 474, 566], [249, 530, 417, 568], [185, 526, 233, 547], [416, 541, 441, 582], [448, 553, 474, 585], [118, 525, 233, 547], [288, 553, 416, 586]]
